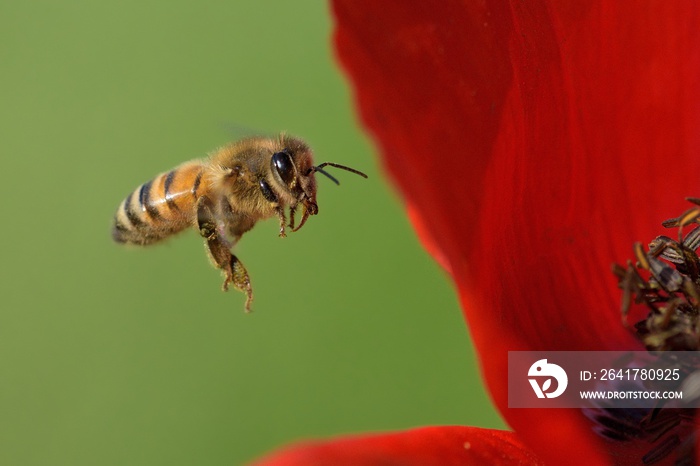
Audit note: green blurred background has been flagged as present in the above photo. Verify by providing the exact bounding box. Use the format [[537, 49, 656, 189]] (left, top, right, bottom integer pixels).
[[1, 1, 505, 464]]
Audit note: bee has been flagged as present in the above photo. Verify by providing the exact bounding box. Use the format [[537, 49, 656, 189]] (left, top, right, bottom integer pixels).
[[112, 134, 367, 312]]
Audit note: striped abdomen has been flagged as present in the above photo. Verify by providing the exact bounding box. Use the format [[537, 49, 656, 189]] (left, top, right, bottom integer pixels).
[[113, 161, 207, 245]]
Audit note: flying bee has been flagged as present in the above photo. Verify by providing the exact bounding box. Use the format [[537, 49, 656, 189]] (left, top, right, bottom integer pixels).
[[112, 134, 367, 312]]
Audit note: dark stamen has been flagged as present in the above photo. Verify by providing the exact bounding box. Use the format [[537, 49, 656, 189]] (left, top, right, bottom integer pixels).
[[614, 199, 700, 351]]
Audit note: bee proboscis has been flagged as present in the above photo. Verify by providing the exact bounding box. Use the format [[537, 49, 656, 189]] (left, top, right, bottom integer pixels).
[[113, 134, 367, 312]]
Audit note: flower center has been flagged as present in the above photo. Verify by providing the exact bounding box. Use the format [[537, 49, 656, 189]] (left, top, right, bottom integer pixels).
[[607, 199, 700, 464], [613, 199, 700, 351]]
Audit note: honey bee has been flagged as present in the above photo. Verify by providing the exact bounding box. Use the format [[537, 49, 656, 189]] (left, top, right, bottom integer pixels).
[[113, 134, 367, 312]]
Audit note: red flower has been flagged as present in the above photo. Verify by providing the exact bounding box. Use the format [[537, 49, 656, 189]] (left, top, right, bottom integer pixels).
[[253, 1, 700, 464]]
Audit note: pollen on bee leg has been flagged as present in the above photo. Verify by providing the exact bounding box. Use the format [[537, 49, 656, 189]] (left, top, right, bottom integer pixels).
[[199, 224, 216, 240], [230, 255, 253, 313]]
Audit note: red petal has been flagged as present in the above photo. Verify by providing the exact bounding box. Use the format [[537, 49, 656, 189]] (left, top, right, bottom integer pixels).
[[250, 426, 543, 466], [333, 1, 700, 464]]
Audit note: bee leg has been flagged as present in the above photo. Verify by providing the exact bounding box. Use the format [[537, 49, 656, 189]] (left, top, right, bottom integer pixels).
[[228, 255, 253, 312], [197, 196, 253, 312], [288, 206, 296, 230], [276, 206, 287, 238]]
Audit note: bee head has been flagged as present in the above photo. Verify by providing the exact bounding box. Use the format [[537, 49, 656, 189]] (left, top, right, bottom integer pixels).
[[269, 135, 367, 232], [269, 135, 317, 205]]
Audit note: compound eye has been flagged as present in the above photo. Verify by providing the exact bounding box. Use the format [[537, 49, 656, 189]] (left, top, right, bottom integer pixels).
[[272, 151, 296, 186], [259, 179, 278, 203]]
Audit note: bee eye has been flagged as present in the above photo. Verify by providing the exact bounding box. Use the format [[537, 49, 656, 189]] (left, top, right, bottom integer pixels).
[[259, 179, 278, 203], [271, 151, 296, 186]]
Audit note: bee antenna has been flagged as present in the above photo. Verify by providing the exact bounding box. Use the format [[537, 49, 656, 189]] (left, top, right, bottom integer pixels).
[[314, 167, 340, 185], [308, 163, 368, 186]]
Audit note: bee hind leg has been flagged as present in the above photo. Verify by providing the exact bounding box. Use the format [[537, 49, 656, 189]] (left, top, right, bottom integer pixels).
[[197, 196, 253, 312], [226, 255, 253, 312]]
